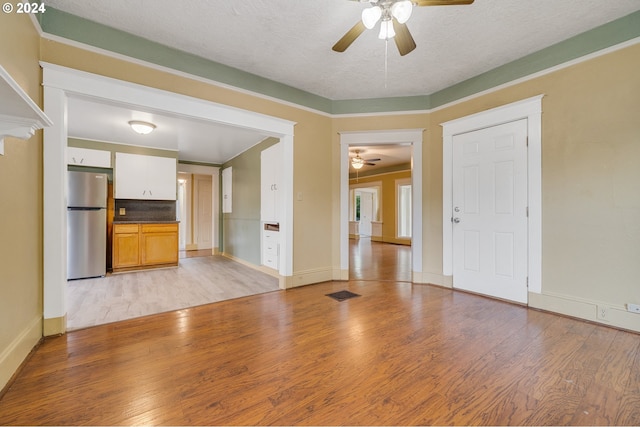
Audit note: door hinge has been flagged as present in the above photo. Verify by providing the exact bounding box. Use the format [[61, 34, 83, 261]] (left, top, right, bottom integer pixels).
[[526, 137, 529, 147], [526, 277, 529, 287], [526, 207, 529, 217]]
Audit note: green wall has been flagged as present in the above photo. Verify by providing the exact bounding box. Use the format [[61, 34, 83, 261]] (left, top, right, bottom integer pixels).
[[221, 137, 279, 264]]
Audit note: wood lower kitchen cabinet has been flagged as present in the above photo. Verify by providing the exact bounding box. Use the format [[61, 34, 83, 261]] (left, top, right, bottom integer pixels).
[[112, 224, 140, 269], [112, 223, 178, 272], [141, 224, 179, 266]]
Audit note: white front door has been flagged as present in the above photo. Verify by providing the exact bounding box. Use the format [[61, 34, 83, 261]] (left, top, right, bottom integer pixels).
[[452, 119, 528, 303]]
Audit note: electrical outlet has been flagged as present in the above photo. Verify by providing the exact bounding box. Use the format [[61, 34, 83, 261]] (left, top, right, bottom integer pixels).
[[597, 305, 608, 320], [627, 303, 640, 314], [119, 207, 126, 216]]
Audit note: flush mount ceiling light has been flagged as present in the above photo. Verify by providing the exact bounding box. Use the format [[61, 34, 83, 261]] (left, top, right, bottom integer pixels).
[[128, 120, 156, 135]]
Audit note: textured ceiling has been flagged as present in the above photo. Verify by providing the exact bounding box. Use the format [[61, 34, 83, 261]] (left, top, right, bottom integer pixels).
[[43, 0, 640, 100], [41, 0, 639, 166]]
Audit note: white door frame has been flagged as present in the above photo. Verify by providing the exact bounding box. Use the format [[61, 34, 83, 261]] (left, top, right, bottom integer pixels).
[[442, 95, 543, 294], [339, 129, 423, 281], [41, 62, 295, 332]]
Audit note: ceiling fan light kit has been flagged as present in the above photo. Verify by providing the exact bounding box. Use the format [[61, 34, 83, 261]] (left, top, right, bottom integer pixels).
[[350, 149, 381, 170], [334, 0, 474, 56], [362, 6, 382, 29]]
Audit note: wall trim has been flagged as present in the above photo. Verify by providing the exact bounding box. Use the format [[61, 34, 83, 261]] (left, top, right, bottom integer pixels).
[[529, 292, 640, 333], [413, 271, 453, 288], [0, 316, 41, 390], [43, 315, 66, 336]]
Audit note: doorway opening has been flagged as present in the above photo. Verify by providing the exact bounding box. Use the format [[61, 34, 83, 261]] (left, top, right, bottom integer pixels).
[[341, 132, 422, 283]]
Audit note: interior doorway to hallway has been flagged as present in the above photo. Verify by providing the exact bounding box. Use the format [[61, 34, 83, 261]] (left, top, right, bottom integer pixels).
[[349, 239, 412, 282], [339, 129, 423, 283]]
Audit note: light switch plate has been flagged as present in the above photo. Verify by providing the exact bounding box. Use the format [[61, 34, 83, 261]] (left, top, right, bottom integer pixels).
[[119, 207, 126, 215]]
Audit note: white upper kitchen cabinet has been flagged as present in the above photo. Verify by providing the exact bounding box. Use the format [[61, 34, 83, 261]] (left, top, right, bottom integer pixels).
[[115, 152, 177, 200], [67, 147, 111, 168], [261, 142, 282, 222]]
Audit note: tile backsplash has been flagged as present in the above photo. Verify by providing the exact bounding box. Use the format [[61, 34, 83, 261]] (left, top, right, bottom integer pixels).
[[114, 199, 176, 221]]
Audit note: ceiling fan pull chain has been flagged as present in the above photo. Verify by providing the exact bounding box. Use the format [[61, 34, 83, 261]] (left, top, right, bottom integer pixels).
[[384, 38, 389, 88]]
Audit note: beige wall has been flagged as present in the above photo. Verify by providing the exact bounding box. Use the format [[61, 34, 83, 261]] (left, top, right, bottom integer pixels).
[[0, 13, 44, 389], [350, 170, 412, 245]]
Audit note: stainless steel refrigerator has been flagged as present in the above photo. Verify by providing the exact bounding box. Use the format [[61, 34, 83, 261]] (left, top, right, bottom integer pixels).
[[67, 171, 108, 280]]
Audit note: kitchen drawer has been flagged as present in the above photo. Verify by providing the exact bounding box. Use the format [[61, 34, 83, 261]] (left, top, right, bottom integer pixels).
[[262, 229, 279, 270], [141, 223, 178, 234], [114, 224, 139, 234], [263, 255, 278, 270]]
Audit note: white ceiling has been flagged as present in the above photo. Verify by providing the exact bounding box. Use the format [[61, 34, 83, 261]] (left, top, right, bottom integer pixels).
[[67, 95, 267, 164], [46, 0, 640, 166]]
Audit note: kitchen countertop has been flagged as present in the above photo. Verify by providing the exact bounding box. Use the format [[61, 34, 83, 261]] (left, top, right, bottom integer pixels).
[[113, 220, 180, 224]]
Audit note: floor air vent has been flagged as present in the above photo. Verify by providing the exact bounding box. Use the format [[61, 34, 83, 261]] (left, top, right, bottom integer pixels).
[[326, 290, 361, 302]]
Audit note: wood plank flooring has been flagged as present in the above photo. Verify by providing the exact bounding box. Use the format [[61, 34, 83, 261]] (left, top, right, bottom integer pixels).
[[350, 238, 411, 282], [1, 240, 639, 425]]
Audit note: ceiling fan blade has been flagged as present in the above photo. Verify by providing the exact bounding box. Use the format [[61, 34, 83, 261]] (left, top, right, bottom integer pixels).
[[415, 0, 474, 6], [365, 158, 381, 162], [332, 21, 367, 52], [392, 21, 416, 57], [365, 162, 377, 166]]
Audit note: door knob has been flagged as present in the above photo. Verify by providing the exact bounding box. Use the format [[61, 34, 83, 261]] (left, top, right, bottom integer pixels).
[[453, 217, 461, 223]]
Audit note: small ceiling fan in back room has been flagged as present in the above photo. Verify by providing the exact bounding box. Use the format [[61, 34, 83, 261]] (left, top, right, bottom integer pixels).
[[350, 149, 381, 170], [332, 0, 474, 56]]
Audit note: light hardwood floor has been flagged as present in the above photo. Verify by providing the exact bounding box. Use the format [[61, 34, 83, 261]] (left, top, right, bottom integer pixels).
[[2, 240, 639, 425], [67, 255, 279, 330]]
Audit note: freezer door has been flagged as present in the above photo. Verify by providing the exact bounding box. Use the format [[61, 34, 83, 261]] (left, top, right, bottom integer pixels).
[[67, 209, 107, 280], [68, 171, 108, 208]]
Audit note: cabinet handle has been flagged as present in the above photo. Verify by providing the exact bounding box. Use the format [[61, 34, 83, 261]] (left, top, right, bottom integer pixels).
[[80, 158, 84, 164], [149, 190, 152, 196]]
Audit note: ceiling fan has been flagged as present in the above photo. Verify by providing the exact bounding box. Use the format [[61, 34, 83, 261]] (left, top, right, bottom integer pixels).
[[332, 0, 474, 56], [351, 149, 381, 169]]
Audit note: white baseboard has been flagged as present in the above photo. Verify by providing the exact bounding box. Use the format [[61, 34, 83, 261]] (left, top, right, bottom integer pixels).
[[0, 316, 42, 391], [285, 267, 333, 289], [413, 272, 453, 288], [529, 292, 640, 333]]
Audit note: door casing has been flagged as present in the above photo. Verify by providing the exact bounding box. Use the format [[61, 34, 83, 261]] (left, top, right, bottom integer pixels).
[[442, 95, 543, 295]]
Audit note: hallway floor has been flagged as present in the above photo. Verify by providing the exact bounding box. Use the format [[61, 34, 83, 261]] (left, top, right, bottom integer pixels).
[[349, 237, 412, 282]]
